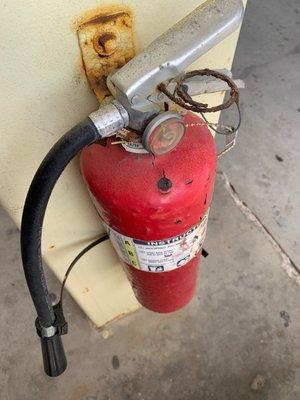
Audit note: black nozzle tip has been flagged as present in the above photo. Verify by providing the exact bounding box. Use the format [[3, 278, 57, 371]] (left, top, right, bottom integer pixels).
[[40, 333, 67, 377]]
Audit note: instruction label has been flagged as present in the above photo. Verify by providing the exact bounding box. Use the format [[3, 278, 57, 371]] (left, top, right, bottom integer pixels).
[[103, 211, 209, 273]]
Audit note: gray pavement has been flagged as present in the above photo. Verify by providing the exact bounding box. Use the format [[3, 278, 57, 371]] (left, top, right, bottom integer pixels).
[[1, 0, 299, 399], [220, 0, 300, 267]]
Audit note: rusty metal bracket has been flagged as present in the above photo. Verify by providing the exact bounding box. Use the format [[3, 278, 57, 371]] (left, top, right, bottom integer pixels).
[[77, 7, 135, 102]]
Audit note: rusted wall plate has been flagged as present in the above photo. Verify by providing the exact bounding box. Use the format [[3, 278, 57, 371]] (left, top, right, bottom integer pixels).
[[77, 7, 135, 102]]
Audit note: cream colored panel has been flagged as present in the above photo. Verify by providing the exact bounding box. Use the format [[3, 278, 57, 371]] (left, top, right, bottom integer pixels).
[[0, 0, 246, 327]]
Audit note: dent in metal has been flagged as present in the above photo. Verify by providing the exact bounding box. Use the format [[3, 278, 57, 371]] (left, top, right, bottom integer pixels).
[[108, 0, 244, 111], [77, 7, 135, 102]]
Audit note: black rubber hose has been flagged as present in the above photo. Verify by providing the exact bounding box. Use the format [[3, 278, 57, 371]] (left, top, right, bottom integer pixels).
[[21, 118, 99, 328]]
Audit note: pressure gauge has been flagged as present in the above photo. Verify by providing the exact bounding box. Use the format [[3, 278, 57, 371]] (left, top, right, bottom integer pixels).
[[142, 112, 186, 155]]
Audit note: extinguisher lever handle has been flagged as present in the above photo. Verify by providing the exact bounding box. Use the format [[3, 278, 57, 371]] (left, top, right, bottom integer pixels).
[[35, 303, 68, 377], [107, 0, 244, 112]]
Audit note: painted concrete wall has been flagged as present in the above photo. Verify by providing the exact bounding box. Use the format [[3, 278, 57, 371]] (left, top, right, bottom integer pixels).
[[0, 0, 246, 326]]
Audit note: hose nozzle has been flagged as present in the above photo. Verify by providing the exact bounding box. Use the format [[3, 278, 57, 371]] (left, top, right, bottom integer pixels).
[[39, 331, 67, 377], [35, 303, 68, 377]]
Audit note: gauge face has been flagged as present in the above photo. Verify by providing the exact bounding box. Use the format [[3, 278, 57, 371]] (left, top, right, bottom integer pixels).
[[143, 112, 186, 155]]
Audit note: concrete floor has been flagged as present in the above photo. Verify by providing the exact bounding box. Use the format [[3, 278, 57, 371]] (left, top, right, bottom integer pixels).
[[1, 0, 300, 399]]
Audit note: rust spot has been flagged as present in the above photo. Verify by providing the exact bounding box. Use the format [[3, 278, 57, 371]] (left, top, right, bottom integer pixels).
[[49, 245, 55, 249], [117, 128, 141, 142], [82, 287, 90, 294], [98, 32, 115, 45], [94, 32, 117, 56], [76, 6, 135, 102], [83, 11, 127, 26]]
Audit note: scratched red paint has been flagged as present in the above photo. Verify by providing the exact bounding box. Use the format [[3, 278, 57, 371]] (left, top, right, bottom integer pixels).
[[80, 112, 217, 312]]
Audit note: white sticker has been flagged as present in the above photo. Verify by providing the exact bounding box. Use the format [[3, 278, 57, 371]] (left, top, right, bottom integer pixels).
[[121, 141, 149, 154], [103, 211, 209, 273]]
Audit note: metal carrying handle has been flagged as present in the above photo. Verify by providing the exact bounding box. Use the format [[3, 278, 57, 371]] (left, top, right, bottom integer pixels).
[[108, 0, 244, 112]]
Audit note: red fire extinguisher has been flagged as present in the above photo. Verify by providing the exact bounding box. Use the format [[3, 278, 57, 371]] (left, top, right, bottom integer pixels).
[[80, 111, 216, 312], [20, 0, 244, 376]]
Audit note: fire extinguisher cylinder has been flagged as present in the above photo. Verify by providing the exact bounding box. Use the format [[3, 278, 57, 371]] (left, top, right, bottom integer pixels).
[[81, 112, 217, 313]]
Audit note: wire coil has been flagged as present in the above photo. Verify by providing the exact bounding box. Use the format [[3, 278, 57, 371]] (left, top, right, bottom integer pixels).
[[158, 68, 241, 136]]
